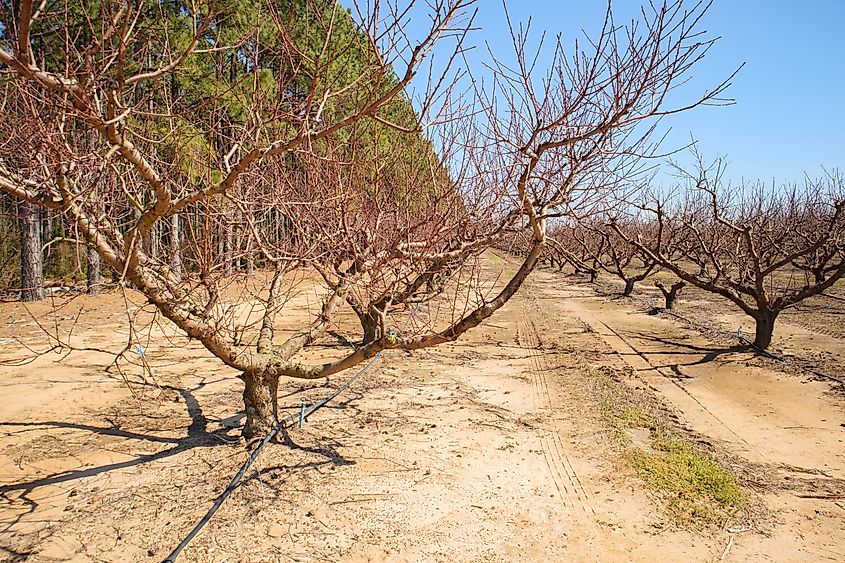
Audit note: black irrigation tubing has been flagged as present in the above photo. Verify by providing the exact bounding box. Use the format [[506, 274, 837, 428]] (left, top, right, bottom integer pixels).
[[163, 302, 425, 562], [655, 307, 845, 387], [161, 354, 381, 563]]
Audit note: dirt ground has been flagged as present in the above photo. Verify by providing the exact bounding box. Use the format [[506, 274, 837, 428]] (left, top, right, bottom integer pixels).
[[0, 261, 843, 562]]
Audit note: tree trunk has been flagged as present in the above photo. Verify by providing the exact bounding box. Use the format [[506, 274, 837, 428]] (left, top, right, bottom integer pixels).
[[241, 372, 280, 440], [244, 235, 254, 277], [753, 309, 779, 350], [169, 214, 183, 281], [623, 278, 635, 296], [663, 288, 679, 309], [19, 201, 44, 301], [142, 228, 153, 259], [86, 245, 100, 295], [355, 309, 380, 344], [655, 280, 685, 310], [150, 221, 160, 258]]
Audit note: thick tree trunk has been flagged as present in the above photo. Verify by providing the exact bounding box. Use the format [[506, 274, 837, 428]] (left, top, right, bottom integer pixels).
[[360, 314, 379, 344], [655, 280, 685, 310], [169, 214, 183, 281], [753, 309, 779, 350], [623, 278, 635, 296], [241, 372, 280, 440], [86, 245, 100, 295], [352, 306, 380, 344], [19, 201, 44, 302]]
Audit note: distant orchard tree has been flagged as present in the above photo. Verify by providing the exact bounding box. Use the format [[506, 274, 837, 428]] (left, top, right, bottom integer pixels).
[[614, 159, 845, 349]]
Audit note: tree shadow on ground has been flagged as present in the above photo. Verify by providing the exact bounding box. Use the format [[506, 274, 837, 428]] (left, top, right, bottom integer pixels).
[[0, 546, 33, 563], [0, 372, 364, 557], [243, 426, 356, 494], [0, 373, 366, 532], [631, 333, 749, 375], [0, 378, 229, 496], [0, 378, 239, 542]]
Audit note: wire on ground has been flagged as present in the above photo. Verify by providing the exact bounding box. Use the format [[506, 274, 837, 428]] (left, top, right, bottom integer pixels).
[[161, 353, 380, 563], [162, 301, 426, 562]]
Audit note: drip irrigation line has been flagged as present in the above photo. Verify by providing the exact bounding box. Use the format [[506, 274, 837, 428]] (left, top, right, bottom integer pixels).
[[737, 336, 845, 386], [163, 302, 425, 563], [656, 307, 845, 387], [161, 354, 379, 563]]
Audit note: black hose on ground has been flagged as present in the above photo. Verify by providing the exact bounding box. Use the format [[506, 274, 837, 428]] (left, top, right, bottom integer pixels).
[[162, 353, 381, 563]]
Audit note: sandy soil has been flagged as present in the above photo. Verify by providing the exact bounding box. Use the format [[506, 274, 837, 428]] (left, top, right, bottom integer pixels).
[[0, 264, 843, 562]]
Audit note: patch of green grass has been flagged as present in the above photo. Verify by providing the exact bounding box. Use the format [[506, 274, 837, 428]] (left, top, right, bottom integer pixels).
[[587, 367, 651, 438], [583, 365, 744, 524], [619, 407, 652, 428], [629, 435, 743, 522]]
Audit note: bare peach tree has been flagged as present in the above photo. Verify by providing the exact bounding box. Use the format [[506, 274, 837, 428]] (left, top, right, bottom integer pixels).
[[0, 0, 729, 437], [570, 219, 658, 295], [654, 278, 685, 310], [614, 159, 845, 349], [532, 224, 596, 279]]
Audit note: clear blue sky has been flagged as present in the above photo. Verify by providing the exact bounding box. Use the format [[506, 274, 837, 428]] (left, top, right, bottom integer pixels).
[[389, 1, 845, 185]]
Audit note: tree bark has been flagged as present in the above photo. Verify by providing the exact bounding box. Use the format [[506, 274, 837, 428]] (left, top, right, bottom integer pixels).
[[358, 312, 380, 344], [19, 201, 44, 301], [150, 221, 160, 258], [169, 214, 183, 281], [86, 245, 100, 295], [348, 299, 381, 345], [655, 280, 685, 310], [241, 372, 280, 440], [753, 309, 779, 350], [623, 278, 635, 296], [244, 236, 254, 277]]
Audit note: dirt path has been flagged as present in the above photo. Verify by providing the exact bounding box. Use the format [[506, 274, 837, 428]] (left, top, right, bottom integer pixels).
[[564, 290, 845, 477], [1, 268, 844, 561], [550, 273, 845, 562]]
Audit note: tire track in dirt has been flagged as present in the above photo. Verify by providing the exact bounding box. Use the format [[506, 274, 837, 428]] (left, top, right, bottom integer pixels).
[[577, 310, 755, 451], [517, 314, 595, 516], [563, 291, 845, 484]]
